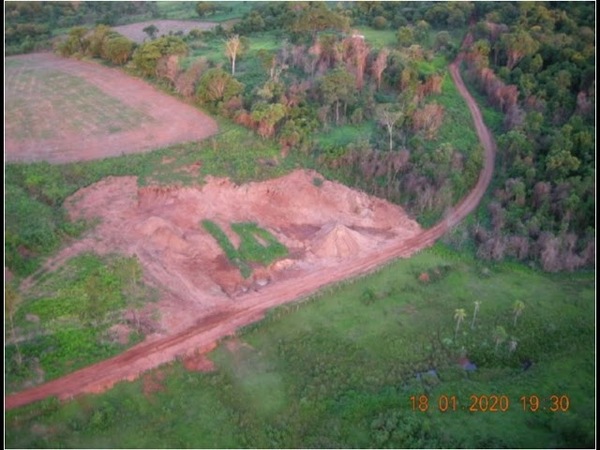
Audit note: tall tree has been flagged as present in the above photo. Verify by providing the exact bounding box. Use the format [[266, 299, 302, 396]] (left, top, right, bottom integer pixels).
[[319, 67, 356, 124], [372, 47, 389, 90], [454, 308, 467, 338], [343, 35, 370, 89], [471, 300, 481, 329], [375, 104, 403, 152], [225, 34, 242, 76], [501, 29, 539, 70]]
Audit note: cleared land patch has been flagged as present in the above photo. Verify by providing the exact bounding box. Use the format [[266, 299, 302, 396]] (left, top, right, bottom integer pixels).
[[112, 20, 217, 44], [6, 62, 151, 141], [5, 53, 218, 164], [46, 170, 422, 338]]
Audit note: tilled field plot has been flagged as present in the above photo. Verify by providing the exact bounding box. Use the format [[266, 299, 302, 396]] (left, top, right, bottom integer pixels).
[[5, 53, 218, 164]]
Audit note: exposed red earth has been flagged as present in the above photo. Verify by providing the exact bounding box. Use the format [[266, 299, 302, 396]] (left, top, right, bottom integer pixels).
[[5, 50, 495, 410], [5, 53, 218, 164]]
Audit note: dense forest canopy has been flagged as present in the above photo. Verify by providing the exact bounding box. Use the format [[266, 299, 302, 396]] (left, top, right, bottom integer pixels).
[[5, 1, 595, 272]]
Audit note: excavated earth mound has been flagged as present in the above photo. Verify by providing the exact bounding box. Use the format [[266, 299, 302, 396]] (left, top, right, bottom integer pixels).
[[55, 169, 422, 335]]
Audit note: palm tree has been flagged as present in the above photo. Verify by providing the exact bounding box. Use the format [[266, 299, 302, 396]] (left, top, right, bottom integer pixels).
[[471, 300, 481, 329], [454, 308, 467, 339], [512, 300, 525, 327], [492, 325, 507, 352]]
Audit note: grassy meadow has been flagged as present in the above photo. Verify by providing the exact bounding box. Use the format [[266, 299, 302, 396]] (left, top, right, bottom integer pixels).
[[5, 254, 156, 393], [5, 246, 594, 448]]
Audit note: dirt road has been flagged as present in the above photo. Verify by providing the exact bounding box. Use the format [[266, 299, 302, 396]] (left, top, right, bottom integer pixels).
[[5, 54, 496, 411]]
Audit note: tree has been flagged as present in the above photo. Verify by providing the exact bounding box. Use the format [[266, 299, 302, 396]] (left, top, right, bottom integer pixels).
[[196, 1, 218, 18], [375, 104, 403, 151], [288, 2, 350, 41], [132, 36, 188, 78], [343, 35, 370, 89], [196, 68, 244, 105], [319, 67, 357, 124], [251, 102, 287, 138], [143, 24, 159, 40], [175, 57, 208, 98], [5, 285, 23, 367], [397, 26, 413, 47], [501, 30, 539, 70], [57, 26, 89, 56], [492, 325, 507, 351], [104, 35, 134, 65], [512, 300, 525, 326], [225, 34, 242, 76], [454, 308, 466, 338], [412, 103, 444, 140], [372, 47, 389, 90], [88, 24, 112, 58], [471, 300, 481, 329]]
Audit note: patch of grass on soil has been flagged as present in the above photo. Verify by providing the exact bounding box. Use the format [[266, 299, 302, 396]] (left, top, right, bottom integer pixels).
[[231, 223, 288, 266], [202, 220, 287, 279], [5, 246, 594, 448], [5, 253, 157, 392], [202, 219, 252, 279]]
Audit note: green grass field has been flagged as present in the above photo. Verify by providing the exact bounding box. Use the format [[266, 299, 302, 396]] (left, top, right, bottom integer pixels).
[[5, 246, 594, 448], [5, 61, 152, 141], [5, 253, 156, 393]]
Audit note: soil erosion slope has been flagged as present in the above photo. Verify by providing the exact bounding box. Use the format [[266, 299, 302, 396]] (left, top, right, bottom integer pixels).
[[5, 49, 496, 410]]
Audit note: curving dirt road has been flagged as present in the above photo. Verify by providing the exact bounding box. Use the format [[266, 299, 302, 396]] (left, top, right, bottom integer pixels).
[[5, 53, 496, 411]]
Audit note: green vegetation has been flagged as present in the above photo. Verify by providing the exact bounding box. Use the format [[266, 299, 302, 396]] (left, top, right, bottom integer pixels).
[[5, 247, 594, 448], [232, 223, 288, 266], [202, 220, 288, 279], [461, 2, 595, 271], [5, 253, 156, 392], [202, 219, 252, 278]]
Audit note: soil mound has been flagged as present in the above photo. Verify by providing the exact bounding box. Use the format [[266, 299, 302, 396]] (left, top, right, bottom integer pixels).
[[44, 169, 422, 335], [310, 222, 374, 259]]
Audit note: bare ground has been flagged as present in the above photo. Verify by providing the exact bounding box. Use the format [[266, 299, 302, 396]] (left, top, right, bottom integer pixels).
[[5, 53, 218, 164], [5, 43, 496, 410], [112, 20, 217, 44]]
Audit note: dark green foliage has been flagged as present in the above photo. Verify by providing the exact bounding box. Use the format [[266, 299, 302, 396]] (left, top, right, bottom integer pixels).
[[463, 2, 595, 271]]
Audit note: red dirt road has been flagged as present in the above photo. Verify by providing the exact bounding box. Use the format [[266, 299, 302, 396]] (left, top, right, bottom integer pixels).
[[5, 54, 496, 411], [5, 53, 218, 164]]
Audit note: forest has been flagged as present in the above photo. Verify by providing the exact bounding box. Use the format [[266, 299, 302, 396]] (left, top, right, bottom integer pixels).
[[5, 1, 595, 274]]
